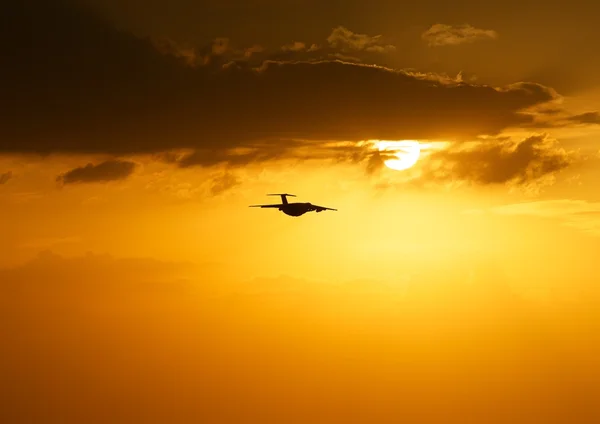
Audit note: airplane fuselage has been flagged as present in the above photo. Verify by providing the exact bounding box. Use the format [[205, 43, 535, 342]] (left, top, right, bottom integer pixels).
[[279, 202, 313, 217]]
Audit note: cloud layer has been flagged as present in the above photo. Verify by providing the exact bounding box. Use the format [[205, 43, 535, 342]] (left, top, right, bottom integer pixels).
[[567, 111, 600, 125], [419, 135, 572, 187], [524, 108, 600, 129], [422, 24, 499, 47], [2, 2, 558, 163], [2, 1, 591, 194], [57, 160, 137, 185]]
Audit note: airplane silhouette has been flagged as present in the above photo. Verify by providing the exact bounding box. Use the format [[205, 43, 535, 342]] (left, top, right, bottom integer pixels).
[[249, 194, 337, 217]]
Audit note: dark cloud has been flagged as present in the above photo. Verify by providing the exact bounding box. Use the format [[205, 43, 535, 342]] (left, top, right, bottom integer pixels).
[[422, 24, 498, 47], [0, 172, 12, 185], [176, 149, 280, 168], [524, 109, 600, 129], [0, 1, 560, 168], [567, 111, 600, 125], [72, 0, 600, 97], [57, 160, 137, 184], [420, 135, 572, 186], [156, 141, 304, 168], [159, 139, 396, 173]]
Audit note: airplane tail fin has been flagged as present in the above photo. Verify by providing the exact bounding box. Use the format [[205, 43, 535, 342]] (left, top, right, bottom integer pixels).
[[267, 193, 296, 204]]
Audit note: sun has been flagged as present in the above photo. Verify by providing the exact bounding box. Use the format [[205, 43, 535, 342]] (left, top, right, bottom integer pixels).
[[376, 140, 421, 171]]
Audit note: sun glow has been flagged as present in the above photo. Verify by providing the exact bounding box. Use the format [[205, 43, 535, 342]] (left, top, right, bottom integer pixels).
[[376, 140, 421, 171]]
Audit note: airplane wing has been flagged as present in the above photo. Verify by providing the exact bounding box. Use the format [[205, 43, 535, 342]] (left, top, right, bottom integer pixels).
[[249, 204, 282, 208], [311, 204, 337, 212]]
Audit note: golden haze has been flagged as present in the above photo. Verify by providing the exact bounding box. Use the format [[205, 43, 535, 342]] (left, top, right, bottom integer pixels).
[[2, 1, 600, 423]]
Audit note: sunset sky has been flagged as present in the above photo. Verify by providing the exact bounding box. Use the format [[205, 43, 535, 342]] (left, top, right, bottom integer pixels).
[[2, 1, 600, 423]]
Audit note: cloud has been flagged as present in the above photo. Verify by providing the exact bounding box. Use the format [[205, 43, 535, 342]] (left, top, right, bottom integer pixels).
[[422, 24, 498, 47], [567, 111, 600, 125], [155, 36, 238, 68], [328, 53, 362, 63], [522, 108, 600, 129], [243, 44, 264, 57], [281, 41, 307, 52], [0, 171, 12, 185], [57, 160, 137, 185], [153, 39, 201, 66], [209, 171, 241, 195], [469, 199, 600, 237], [157, 142, 303, 168], [418, 135, 572, 188], [1, 2, 561, 171], [327, 26, 396, 53]]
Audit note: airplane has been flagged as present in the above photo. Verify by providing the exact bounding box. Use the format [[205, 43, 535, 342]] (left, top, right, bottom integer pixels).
[[249, 193, 337, 217]]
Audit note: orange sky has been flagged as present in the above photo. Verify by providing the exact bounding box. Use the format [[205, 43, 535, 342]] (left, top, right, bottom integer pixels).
[[2, 1, 600, 423]]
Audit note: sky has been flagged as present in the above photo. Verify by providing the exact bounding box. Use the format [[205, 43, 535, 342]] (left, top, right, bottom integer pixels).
[[2, 1, 600, 423]]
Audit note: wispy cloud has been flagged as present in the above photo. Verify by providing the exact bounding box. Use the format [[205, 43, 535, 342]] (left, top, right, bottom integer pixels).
[[0, 171, 12, 185], [244, 44, 264, 58], [327, 26, 396, 53], [281, 41, 307, 52], [209, 171, 240, 196], [473, 199, 600, 236], [523, 108, 600, 129], [422, 24, 498, 47], [57, 160, 137, 185]]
